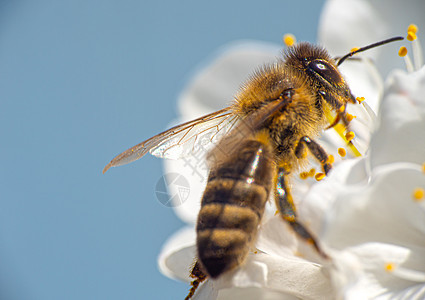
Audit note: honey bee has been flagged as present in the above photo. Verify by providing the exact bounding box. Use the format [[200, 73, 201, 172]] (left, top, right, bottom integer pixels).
[[103, 36, 403, 299]]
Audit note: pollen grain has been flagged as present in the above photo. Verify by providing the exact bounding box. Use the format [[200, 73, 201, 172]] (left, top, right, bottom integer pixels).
[[315, 173, 325, 181], [338, 147, 347, 157]]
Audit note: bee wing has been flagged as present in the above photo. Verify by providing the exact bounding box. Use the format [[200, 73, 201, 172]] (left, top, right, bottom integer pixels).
[[208, 96, 291, 165], [103, 107, 238, 173]]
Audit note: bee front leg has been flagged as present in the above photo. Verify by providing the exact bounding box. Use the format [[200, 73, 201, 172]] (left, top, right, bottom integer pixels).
[[318, 90, 352, 129], [275, 167, 328, 258], [185, 261, 207, 300], [295, 136, 332, 175]]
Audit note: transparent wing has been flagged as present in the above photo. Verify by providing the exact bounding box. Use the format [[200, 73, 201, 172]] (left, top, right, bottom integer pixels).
[[103, 107, 239, 173], [207, 95, 293, 166]]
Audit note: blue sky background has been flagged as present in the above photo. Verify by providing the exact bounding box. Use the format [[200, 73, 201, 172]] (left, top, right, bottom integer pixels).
[[0, 1, 325, 299]]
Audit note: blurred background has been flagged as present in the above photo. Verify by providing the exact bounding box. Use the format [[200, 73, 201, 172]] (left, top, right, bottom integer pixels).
[[0, 1, 325, 299]]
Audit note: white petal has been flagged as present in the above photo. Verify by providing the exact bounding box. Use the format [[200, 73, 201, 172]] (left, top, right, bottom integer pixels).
[[370, 67, 425, 168], [249, 253, 333, 299], [164, 157, 207, 224], [301, 157, 370, 237], [378, 283, 425, 300], [193, 280, 219, 300], [256, 216, 299, 258], [217, 287, 298, 300], [329, 243, 412, 299], [158, 226, 196, 281], [318, 0, 386, 58], [323, 165, 425, 248], [210, 253, 333, 300]]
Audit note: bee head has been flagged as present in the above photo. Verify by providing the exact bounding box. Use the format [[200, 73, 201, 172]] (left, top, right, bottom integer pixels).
[[283, 42, 356, 109]]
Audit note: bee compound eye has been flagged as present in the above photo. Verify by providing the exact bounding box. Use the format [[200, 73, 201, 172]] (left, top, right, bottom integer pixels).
[[309, 60, 342, 85]]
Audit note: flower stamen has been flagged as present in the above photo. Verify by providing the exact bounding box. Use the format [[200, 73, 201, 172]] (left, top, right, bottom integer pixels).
[[283, 33, 296, 47], [338, 148, 347, 157], [407, 24, 423, 70], [385, 262, 425, 282], [398, 46, 415, 72]]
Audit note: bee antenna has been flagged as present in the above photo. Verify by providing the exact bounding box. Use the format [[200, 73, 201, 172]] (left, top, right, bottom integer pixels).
[[337, 36, 404, 66]]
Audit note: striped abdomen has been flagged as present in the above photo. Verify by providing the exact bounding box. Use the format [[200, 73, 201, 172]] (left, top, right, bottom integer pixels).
[[196, 138, 274, 278]]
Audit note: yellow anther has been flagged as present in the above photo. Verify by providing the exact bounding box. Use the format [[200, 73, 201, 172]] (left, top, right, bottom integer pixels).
[[385, 263, 395, 272], [315, 173, 325, 181], [408, 24, 418, 34], [274, 210, 279, 216], [308, 168, 316, 177], [356, 96, 365, 103], [398, 46, 408, 57], [339, 105, 345, 113], [407, 31, 417, 41], [422, 163, 425, 174], [283, 33, 296, 47], [345, 131, 355, 142], [350, 47, 360, 53], [338, 147, 347, 157], [299, 172, 309, 180], [346, 113, 354, 122], [253, 250, 258, 254], [413, 188, 424, 201], [328, 154, 334, 164]]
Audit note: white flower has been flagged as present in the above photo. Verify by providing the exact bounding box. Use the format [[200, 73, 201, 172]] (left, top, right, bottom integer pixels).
[[158, 0, 425, 299]]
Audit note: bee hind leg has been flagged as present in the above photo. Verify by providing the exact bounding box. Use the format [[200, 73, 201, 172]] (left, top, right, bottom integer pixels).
[[275, 167, 328, 258], [185, 261, 207, 300]]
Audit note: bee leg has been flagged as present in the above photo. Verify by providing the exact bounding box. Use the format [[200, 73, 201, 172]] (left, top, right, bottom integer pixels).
[[318, 91, 351, 129], [275, 167, 328, 258], [185, 261, 207, 300], [295, 136, 332, 175]]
